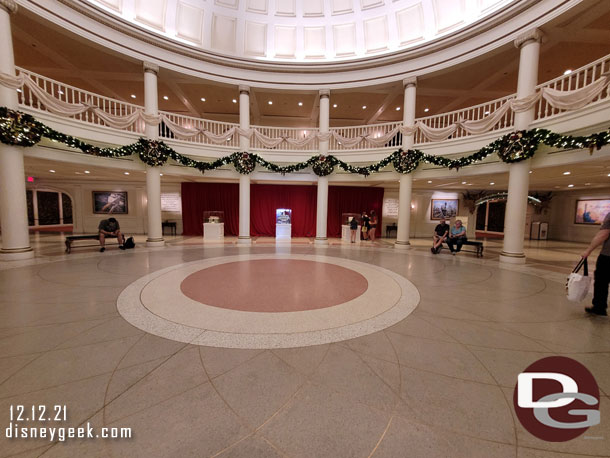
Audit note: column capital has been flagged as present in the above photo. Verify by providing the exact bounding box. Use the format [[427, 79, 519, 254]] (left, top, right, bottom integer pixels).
[[402, 77, 417, 88], [319, 89, 330, 98], [143, 62, 159, 74], [0, 0, 18, 14], [514, 29, 544, 49], [238, 85, 250, 94]]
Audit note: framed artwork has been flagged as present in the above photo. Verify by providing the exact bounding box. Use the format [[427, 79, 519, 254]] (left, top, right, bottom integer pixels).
[[431, 199, 458, 220], [93, 191, 128, 214], [574, 199, 610, 224]]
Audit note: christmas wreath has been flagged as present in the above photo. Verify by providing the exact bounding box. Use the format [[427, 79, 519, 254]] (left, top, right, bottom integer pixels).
[[233, 152, 256, 174]]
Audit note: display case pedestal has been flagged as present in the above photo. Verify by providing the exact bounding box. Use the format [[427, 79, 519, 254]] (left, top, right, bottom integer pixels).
[[276, 224, 291, 241], [341, 224, 361, 244], [203, 223, 224, 241]]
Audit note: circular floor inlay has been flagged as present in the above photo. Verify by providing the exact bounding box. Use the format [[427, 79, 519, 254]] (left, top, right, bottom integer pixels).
[[117, 254, 420, 349], [180, 259, 368, 312]]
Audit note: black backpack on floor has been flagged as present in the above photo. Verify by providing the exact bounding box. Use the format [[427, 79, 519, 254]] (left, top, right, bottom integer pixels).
[[124, 237, 136, 249]]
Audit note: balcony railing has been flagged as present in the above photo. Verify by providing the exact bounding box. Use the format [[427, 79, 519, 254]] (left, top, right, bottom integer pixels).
[[13, 52, 610, 154]]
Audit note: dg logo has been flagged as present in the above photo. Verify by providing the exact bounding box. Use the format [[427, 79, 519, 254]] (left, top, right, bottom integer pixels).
[[513, 356, 600, 442]]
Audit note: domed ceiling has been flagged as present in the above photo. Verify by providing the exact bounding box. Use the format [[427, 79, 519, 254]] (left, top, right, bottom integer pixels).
[[86, 0, 516, 62]]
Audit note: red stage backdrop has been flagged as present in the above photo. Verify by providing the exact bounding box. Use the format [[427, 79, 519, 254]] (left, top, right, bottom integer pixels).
[[327, 186, 384, 238], [181, 182, 384, 238]]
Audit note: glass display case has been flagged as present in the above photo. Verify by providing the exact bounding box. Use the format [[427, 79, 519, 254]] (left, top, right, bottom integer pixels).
[[342, 213, 361, 225], [276, 208, 292, 225], [203, 211, 224, 224], [341, 213, 361, 243], [203, 211, 224, 241]]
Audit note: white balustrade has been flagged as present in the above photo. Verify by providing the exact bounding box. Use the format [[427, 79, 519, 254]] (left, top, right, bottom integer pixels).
[[11, 53, 610, 153], [15, 67, 145, 134], [535, 53, 610, 121]]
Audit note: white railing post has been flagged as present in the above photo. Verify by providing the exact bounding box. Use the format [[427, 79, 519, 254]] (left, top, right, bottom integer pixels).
[[0, 1, 34, 260], [143, 61, 165, 247], [238, 85, 252, 245], [395, 77, 416, 250], [500, 29, 543, 264], [315, 89, 330, 245]]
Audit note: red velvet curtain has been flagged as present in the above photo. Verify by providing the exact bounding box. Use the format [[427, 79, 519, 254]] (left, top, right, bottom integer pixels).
[[181, 182, 239, 235], [250, 184, 317, 237], [327, 186, 384, 238], [181, 182, 384, 238]]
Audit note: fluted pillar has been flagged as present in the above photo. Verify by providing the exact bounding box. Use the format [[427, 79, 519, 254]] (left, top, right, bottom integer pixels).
[[395, 77, 417, 250], [315, 89, 330, 245], [238, 85, 252, 244], [500, 30, 542, 264], [143, 62, 164, 246], [0, 1, 34, 260]]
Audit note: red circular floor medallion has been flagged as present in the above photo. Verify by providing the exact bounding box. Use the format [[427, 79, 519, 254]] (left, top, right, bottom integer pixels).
[[180, 259, 369, 312]]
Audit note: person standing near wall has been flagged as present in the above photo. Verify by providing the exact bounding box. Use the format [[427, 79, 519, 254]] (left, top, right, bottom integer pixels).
[[581, 212, 610, 316]]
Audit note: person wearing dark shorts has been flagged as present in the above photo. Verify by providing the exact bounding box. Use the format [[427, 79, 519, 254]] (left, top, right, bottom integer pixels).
[[98, 217, 125, 252], [581, 212, 610, 316], [432, 219, 449, 254]]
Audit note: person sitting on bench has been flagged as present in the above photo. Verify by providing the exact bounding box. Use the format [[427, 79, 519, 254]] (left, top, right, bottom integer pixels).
[[447, 219, 467, 255], [431, 219, 449, 254], [98, 217, 125, 252]]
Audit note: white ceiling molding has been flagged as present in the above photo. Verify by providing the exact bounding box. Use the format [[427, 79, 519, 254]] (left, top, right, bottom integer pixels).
[[364, 15, 389, 53], [211, 14, 237, 53], [134, 0, 167, 32], [331, 0, 354, 16], [215, 0, 240, 10], [333, 23, 357, 56], [304, 26, 326, 58], [244, 21, 267, 56], [303, 0, 324, 17], [361, 0, 384, 11], [275, 0, 296, 17], [246, 0, 268, 14], [433, 0, 465, 34], [396, 4, 425, 46], [96, 0, 122, 12], [274, 26, 297, 57], [175, 2, 204, 45]]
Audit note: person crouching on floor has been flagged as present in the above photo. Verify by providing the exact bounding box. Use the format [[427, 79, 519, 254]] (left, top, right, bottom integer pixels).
[[431, 219, 450, 254], [98, 217, 125, 252]]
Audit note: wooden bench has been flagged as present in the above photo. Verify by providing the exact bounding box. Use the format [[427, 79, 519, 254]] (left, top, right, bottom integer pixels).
[[441, 240, 484, 258], [65, 234, 117, 253]]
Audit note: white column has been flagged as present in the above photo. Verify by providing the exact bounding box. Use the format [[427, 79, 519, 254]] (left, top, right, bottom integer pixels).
[[0, 1, 34, 260], [315, 89, 330, 245], [143, 62, 164, 246], [500, 30, 542, 264], [238, 85, 251, 244], [395, 77, 417, 249]]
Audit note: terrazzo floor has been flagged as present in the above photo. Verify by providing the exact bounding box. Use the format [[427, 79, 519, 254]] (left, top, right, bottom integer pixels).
[[0, 234, 608, 457]]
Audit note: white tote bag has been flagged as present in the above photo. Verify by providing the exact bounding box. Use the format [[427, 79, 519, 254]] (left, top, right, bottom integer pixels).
[[566, 258, 592, 302]]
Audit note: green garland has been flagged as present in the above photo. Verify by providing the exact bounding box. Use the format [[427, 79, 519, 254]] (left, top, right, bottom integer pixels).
[[1, 107, 608, 176]]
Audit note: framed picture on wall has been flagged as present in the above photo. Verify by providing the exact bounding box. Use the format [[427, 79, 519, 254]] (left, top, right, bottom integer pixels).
[[431, 199, 458, 220], [93, 191, 128, 214], [574, 199, 610, 224]]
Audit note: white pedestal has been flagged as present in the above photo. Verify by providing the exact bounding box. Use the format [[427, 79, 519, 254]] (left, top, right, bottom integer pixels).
[[341, 224, 361, 244], [204, 223, 224, 241], [276, 224, 291, 240]]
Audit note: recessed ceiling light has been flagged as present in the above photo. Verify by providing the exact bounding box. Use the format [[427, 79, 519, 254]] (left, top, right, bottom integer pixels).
[[568, 184, 574, 188], [124, 172, 130, 175], [159, 173, 163, 176], [49, 169, 55, 173], [490, 182, 495, 185], [424, 108, 429, 112], [362, 105, 367, 109], [563, 171, 571, 175], [58, 90, 64, 95], [607, 173, 610, 177], [585, 183, 591, 185], [427, 180, 432, 184], [16, 89, 22, 93], [298, 102, 303, 106], [461, 181, 467, 184], [484, 111, 490, 115], [232, 99, 237, 103], [200, 97, 206, 102], [163, 96, 169, 100], [395, 107, 401, 111], [130, 94, 136, 99], [467, 183, 473, 186], [333, 104, 338, 108], [564, 69, 572, 75], [529, 171, 533, 174], [84, 170, 90, 174], [268, 101, 273, 105]]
